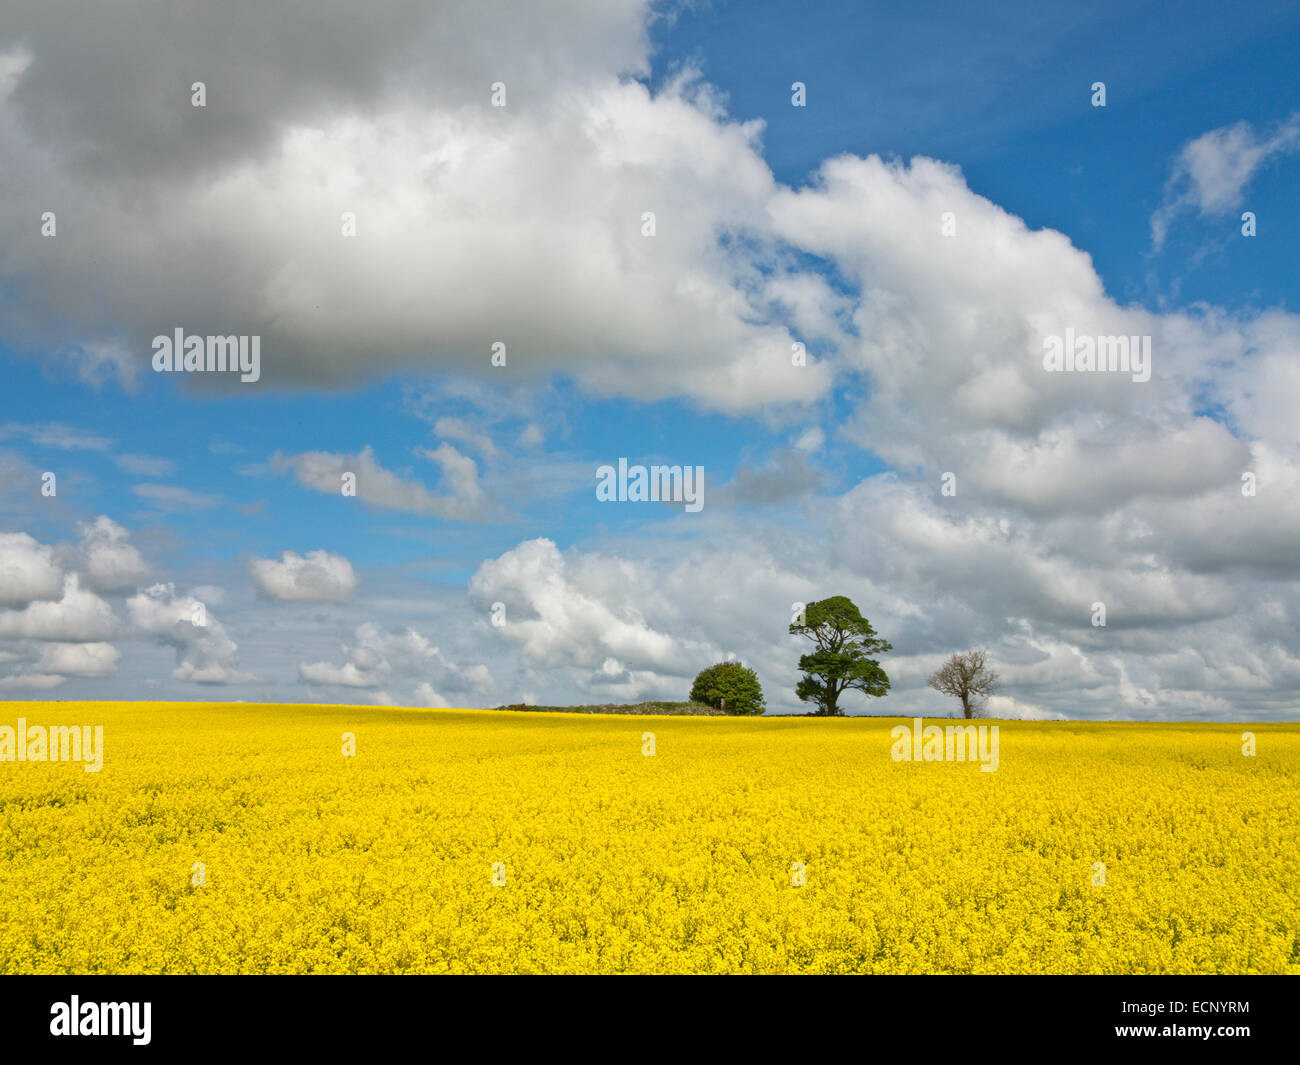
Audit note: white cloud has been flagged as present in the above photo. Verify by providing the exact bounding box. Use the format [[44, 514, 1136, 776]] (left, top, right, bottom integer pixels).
[[793, 426, 824, 453], [61, 339, 139, 390], [34, 640, 119, 677], [0, 531, 64, 606], [768, 154, 1171, 461], [469, 538, 691, 674], [126, 583, 252, 684], [0, 527, 128, 688], [0, 574, 117, 642], [433, 418, 498, 458], [77, 516, 149, 592], [1152, 114, 1300, 248], [0, 422, 112, 450], [412, 682, 451, 708], [983, 694, 1064, 720], [299, 621, 492, 705], [249, 549, 357, 603], [299, 623, 437, 690], [272, 444, 500, 521], [0, 671, 64, 691], [0, 13, 830, 413], [298, 659, 379, 689]]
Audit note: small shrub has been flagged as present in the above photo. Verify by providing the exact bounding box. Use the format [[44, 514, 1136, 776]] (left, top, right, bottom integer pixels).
[[689, 662, 765, 715]]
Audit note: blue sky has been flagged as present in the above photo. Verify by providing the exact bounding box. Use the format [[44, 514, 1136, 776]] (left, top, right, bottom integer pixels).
[[650, 0, 1300, 302], [1, 1, 1298, 717]]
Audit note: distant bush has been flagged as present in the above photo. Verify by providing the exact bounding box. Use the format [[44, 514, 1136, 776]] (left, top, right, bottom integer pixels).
[[689, 662, 765, 715]]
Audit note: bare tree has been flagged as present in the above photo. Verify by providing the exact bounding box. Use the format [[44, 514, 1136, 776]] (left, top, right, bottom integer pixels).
[[927, 650, 999, 719]]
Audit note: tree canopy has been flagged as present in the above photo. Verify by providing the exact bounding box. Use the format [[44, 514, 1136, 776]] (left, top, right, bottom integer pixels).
[[788, 596, 892, 716], [690, 661, 766, 715]]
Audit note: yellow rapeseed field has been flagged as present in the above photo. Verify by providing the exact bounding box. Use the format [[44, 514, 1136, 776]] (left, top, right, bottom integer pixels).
[[1, 702, 1297, 974]]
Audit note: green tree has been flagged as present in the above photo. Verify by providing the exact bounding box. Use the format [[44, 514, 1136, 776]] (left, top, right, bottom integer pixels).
[[690, 661, 766, 715], [788, 596, 892, 715]]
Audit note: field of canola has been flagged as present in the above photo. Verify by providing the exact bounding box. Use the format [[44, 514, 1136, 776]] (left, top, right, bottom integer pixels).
[[1, 701, 1297, 974]]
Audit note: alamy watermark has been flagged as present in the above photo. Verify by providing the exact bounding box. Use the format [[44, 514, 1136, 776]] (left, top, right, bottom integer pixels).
[[1, 717, 103, 772], [50, 997, 150, 1045], [890, 718, 999, 772], [152, 328, 261, 382], [1042, 328, 1151, 383], [596, 458, 704, 512]]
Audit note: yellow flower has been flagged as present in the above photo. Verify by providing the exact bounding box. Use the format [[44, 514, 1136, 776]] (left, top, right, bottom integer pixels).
[[1, 704, 1296, 973]]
